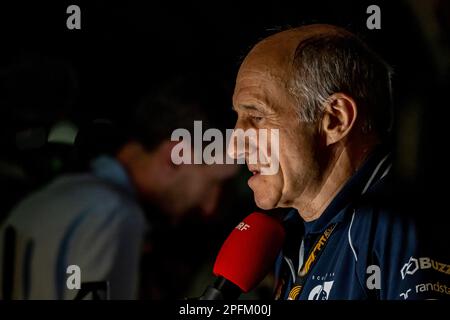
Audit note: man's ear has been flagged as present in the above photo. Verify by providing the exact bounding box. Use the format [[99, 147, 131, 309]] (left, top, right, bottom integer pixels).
[[320, 93, 358, 146]]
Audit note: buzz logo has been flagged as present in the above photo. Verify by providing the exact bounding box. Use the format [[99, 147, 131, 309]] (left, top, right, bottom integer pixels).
[[401, 256, 450, 279], [308, 281, 334, 300], [401, 257, 419, 279]]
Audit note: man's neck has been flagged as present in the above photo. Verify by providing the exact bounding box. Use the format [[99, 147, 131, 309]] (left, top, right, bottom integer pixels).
[[294, 141, 376, 222]]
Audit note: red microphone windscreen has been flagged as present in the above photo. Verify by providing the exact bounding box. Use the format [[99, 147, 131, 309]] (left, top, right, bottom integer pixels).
[[213, 212, 286, 293]]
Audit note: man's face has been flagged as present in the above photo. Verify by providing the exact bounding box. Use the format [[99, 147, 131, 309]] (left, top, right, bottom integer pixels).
[[124, 142, 237, 218], [168, 163, 237, 217], [231, 61, 323, 210]]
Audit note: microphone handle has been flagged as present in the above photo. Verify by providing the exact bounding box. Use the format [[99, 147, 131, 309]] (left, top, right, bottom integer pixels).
[[199, 277, 241, 300]]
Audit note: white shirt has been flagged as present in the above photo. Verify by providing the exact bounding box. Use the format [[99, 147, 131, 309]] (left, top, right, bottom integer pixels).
[[0, 156, 147, 299]]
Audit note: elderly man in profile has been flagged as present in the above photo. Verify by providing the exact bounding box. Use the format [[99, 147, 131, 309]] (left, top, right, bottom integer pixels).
[[230, 24, 448, 300]]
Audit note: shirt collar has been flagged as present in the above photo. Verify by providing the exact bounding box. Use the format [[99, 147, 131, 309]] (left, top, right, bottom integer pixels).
[[90, 155, 136, 196]]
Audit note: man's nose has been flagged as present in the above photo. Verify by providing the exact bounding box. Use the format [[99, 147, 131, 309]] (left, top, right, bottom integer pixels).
[[226, 128, 246, 161]]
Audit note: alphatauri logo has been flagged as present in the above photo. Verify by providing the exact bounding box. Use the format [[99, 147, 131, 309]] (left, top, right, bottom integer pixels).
[[308, 281, 334, 300]]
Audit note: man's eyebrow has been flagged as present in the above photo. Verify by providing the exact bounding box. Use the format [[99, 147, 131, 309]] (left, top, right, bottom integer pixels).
[[232, 104, 271, 113]]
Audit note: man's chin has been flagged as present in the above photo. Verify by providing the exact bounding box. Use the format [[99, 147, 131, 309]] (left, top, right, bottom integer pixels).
[[253, 194, 277, 210], [249, 177, 282, 209]]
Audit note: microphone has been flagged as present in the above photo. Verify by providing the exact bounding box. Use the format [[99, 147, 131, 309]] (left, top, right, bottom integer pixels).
[[199, 212, 285, 300]]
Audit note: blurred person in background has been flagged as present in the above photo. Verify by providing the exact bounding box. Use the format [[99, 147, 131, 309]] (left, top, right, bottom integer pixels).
[[0, 75, 237, 299], [0, 56, 80, 225]]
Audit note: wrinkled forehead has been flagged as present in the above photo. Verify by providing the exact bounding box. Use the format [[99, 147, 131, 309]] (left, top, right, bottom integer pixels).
[[233, 25, 351, 111], [233, 31, 305, 111]]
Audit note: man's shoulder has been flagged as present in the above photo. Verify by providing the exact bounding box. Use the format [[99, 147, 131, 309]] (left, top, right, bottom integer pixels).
[[349, 176, 422, 267], [353, 174, 415, 232], [352, 197, 418, 262], [346, 178, 450, 299], [7, 172, 143, 229]]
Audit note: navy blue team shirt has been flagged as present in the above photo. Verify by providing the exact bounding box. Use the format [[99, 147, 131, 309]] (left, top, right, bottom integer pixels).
[[274, 146, 450, 300]]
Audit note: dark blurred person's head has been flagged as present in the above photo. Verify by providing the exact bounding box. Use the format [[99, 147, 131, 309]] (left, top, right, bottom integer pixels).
[[114, 76, 236, 220]]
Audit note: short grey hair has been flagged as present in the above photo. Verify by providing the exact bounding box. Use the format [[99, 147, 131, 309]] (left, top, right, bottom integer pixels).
[[290, 33, 394, 138]]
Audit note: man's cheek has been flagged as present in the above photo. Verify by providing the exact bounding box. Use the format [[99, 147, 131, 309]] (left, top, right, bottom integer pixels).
[[258, 129, 280, 175]]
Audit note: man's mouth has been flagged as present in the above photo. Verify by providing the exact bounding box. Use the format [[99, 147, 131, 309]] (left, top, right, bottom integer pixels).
[[247, 167, 262, 189], [247, 166, 262, 187], [248, 165, 260, 176]]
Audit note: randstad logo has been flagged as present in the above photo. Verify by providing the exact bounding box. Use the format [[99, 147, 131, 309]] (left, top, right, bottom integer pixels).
[[401, 256, 450, 279], [171, 121, 280, 175], [416, 281, 450, 296]]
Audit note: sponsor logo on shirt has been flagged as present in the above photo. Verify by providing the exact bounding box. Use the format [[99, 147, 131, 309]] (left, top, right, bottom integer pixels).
[[415, 281, 450, 296], [399, 288, 412, 300], [307, 273, 335, 300], [401, 256, 450, 279], [308, 280, 335, 300]]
